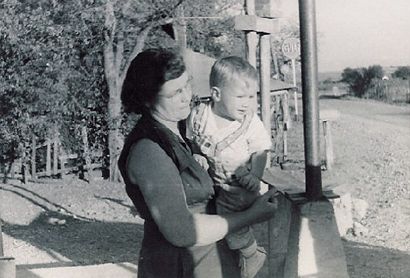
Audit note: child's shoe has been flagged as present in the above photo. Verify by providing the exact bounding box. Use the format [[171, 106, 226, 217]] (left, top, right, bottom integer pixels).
[[239, 246, 267, 278]]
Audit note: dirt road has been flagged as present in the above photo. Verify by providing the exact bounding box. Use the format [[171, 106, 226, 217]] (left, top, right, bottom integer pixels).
[[319, 97, 410, 278]]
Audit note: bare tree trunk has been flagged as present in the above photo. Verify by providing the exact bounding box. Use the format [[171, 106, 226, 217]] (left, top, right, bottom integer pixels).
[[103, 0, 150, 182]]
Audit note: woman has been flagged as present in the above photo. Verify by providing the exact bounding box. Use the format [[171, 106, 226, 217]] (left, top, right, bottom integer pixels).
[[118, 48, 278, 278]]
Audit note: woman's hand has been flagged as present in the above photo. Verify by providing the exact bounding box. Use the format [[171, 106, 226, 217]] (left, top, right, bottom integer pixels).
[[247, 189, 280, 223]]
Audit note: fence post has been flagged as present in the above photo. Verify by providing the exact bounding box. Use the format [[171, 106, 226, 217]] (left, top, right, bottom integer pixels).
[[53, 138, 58, 176], [10, 162, 15, 180], [81, 126, 93, 183], [31, 134, 36, 180], [323, 120, 334, 170], [46, 140, 51, 176]]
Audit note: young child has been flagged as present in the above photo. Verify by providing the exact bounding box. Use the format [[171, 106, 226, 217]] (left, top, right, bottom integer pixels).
[[187, 56, 273, 278]]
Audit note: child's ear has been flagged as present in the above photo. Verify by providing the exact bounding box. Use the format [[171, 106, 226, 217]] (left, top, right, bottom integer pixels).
[[210, 87, 221, 102]]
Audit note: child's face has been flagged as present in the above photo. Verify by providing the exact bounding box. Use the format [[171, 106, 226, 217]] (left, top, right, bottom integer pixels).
[[215, 77, 257, 121]]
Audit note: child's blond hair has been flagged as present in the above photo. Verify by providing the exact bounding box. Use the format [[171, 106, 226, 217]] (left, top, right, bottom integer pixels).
[[209, 56, 257, 89]]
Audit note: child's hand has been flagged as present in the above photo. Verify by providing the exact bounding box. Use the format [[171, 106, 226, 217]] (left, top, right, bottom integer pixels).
[[234, 166, 260, 192], [193, 154, 209, 170]]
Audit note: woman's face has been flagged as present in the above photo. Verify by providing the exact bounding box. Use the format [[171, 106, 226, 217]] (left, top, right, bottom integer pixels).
[[151, 71, 192, 122]]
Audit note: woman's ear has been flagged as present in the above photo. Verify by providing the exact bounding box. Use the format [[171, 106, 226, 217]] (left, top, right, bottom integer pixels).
[[210, 87, 221, 102]]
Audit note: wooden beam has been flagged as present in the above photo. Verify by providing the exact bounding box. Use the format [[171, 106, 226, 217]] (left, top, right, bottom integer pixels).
[[234, 15, 279, 34], [259, 34, 272, 139]]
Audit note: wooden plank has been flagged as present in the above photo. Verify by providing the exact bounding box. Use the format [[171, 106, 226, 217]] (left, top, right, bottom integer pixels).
[[262, 167, 305, 193], [59, 154, 78, 160], [234, 15, 279, 34]]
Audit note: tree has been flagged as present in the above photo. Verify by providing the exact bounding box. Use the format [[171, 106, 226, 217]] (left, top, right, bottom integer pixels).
[[341, 65, 384, 97], [0, 0, 107, 177], [392, 66, 410, 80], [102, 0, 186, 181], [1, 0, 189, 181]]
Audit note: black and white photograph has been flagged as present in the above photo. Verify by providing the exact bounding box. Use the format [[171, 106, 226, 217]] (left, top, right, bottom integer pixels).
[[1, 0, 409, 277]]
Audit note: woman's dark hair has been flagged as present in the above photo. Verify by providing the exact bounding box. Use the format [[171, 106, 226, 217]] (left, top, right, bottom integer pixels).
[[121, 48, 186, 114]]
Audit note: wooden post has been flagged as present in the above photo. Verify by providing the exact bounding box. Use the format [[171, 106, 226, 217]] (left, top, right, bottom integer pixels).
[[245, 0, 258, 67], [323, 120, 334, 170], [10, 161, 15, 180], [259, 34, 272, 148], [22, 150, 28, 184], [60, 155, 65, 179], [53, 138, 58, 176], [46, 140, 51, 176], [282, 92, 289, 160], [81, 126, 93, 182], [0, 162, 5, 184], [31, 134, 36, 180], [320, 109, 339, 171], [173, 5, 187, 49], [0, 221, 3, 257]]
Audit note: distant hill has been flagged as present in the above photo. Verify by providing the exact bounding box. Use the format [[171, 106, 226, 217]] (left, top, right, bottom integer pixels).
[[318, 71, 342, 82]]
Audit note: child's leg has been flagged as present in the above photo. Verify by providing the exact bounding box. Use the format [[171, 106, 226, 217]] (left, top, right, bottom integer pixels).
[[216, 199, 266, 278]]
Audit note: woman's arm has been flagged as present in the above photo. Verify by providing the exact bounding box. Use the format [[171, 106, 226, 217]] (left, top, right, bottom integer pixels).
[[127, 139, 277, 247]]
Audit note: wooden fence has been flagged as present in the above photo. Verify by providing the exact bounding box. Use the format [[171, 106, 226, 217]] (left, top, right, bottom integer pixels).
[[1, 127, 102, 183]]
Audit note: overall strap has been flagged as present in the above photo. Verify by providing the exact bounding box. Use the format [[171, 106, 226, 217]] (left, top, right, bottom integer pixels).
[[214, 112, 252, 156]]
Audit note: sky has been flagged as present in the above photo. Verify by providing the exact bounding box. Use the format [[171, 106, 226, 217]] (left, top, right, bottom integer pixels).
[[281, 0, 410, 72]]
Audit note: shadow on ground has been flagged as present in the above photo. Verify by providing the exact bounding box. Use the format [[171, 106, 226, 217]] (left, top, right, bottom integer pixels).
[[2, 213, 142, 266], [0, 183, 143, 271], [343, 240, 410, 278]]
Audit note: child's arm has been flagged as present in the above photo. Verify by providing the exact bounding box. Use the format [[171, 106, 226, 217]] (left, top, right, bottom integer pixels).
[[249, 150, 268, 180], [234, 150, 268, 192]]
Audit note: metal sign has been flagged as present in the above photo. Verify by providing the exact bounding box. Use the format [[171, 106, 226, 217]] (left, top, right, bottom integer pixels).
[[281, 38, 300, 59]]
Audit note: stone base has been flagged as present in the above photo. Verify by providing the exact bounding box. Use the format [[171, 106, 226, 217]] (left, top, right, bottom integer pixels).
[[284, 200, 349, 278], [0, 257, 16, 278]]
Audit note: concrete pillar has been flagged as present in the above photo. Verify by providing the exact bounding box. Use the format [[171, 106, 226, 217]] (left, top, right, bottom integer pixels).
[[0, 257, 15, 278], [284, 200, 349, 278]]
